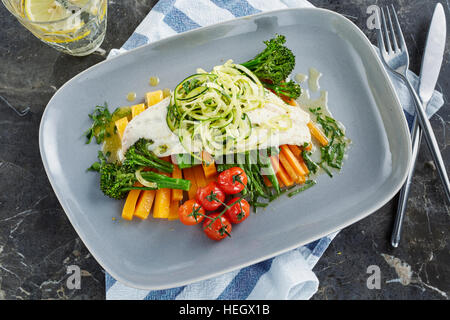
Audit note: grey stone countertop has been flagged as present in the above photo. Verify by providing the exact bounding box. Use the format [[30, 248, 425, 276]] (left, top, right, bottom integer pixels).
[[0, 0, 448, 300]]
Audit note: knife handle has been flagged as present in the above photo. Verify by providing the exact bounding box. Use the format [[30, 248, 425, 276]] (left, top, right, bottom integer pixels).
[[405, 79, 450, 202]]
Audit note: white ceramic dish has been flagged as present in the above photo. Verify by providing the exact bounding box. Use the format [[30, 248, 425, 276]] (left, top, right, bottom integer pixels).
[[39, 8, 412, 289]]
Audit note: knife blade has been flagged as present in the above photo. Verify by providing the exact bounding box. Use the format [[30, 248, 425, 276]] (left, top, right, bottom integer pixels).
[[418, 3, 446, 106], [391, 3, 447, 248]]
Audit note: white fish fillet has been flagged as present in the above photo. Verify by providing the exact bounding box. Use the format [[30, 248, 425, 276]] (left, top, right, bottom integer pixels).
[[121, 93, 311, 158]]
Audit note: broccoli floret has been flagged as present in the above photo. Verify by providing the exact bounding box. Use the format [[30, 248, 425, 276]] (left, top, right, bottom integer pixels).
[[89, 146, 187, 200], [241, 35, 295, 84], [264, 80, 302, 100], [99, 162, 137, 200], [123, 138, 173, 173]]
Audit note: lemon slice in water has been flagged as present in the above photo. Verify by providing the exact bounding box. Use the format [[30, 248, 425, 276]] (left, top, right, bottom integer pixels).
[[24, 0, 71, 22], [23, 0, 93, 43]]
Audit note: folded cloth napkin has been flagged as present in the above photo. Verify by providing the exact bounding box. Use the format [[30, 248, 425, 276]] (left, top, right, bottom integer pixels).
[[105, 0, 445, 300]]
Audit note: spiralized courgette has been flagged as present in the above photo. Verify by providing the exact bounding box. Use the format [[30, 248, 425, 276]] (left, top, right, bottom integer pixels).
[[167, 60, 266, 156]]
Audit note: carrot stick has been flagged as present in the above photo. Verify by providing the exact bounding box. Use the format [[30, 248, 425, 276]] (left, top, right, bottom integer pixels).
[[205, 172, 218, 185], [281, 145, 308, 177], [279, 151, 303, 184], [153, 172, 171, 219], [134, 190, 156, 220], [193, 165, 207, 188], [270, 156, 293, 187], [288, 145, 310, 175], [122, 189, 141, 221], [171, 164, 184, 202], [277, 163, 293, 187], [297, 173, 306, 185], [168, 201, 180, 221], [286, 98, 298, 106], [299, 158, 309, 176], [202, 151, 217, 179], [183, 167, 198, 199], [288, 145, 302, 158], [308, 122, 329, 147]]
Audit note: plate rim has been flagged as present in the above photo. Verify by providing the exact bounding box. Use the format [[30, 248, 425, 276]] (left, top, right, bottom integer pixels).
[[39, 7, 412, 290]]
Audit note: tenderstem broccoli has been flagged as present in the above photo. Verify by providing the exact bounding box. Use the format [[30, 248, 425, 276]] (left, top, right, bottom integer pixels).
[[89, 145, 189, 200], [264, 80, 301, 100], [97, 161, 190, 200], [241, 35, 296, 85], [99, 162, 138, 199], [123, 138, 173, 173]]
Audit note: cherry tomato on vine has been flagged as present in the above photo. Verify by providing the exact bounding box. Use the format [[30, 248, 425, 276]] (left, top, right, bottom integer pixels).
[[178, 199, 205, 226], [196, 182, 226, 211], [203, 213, 232, 241], [225, 198, 250, 224], [217, 167, 248, 194]]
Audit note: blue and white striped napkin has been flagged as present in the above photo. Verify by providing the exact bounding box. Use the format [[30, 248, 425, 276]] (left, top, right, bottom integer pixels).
[[105, 0, 445, 300]]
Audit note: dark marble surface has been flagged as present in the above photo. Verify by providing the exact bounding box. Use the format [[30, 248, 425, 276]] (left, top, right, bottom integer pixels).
[[0, 0, 448, 300]]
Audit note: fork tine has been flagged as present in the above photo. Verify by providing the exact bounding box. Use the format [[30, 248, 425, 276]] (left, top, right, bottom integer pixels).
[[380, 7, 393, 53], [385, 6, 399, 52], [375, 9, 387, 53], [390, 5, 407, 51]]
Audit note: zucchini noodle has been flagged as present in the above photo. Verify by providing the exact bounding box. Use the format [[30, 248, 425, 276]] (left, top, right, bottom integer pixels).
[[135, 169, 157, 188], [167, 60, 266, 156]]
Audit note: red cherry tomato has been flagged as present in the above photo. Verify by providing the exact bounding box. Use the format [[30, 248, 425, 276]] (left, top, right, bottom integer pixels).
[[203, 213, 232, 241], [217, 167, 248, 194], [225, 198, 250, 224], [196, 182, 226, 211], [178, 199, 205, 226]]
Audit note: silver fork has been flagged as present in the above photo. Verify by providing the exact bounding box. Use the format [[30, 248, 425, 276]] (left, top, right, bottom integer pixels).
[[376, 5, 450, 202]]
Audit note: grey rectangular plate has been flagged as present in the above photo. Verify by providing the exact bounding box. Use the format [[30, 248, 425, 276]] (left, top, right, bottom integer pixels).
[[39, 8, 412, 289]]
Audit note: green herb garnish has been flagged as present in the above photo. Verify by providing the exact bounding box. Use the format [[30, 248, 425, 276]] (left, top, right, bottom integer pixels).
[[288, 180, 317, 197], [84, 104, 112, 144], [309, 108, 349, 175]]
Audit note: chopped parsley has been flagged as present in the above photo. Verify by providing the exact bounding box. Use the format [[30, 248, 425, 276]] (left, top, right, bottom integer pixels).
[[307, 107, 349, 177], [84, 104, 112, 144]]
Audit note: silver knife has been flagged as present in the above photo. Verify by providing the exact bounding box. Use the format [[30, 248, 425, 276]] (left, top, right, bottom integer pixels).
[[391, 3, 447, 248]]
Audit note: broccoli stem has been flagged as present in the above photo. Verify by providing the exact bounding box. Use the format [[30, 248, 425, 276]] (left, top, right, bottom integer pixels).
[[124, 139, 174, 173], [127, 152, 173, 173], [140, 171, 191, 191], [139, 147, 174, 170]]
